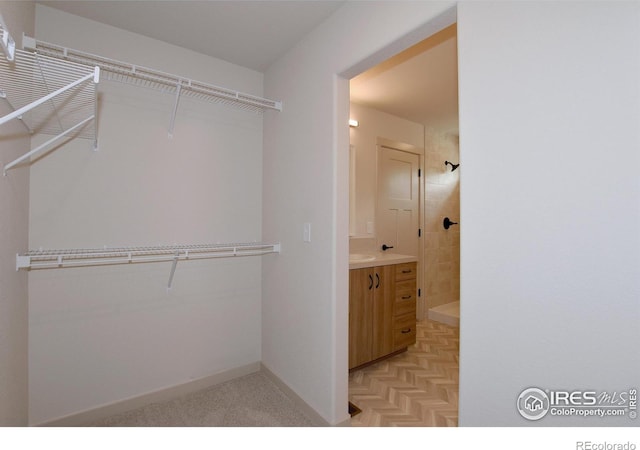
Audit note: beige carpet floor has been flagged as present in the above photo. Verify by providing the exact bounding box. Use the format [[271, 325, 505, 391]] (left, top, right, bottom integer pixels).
[[82, 319, 458, 427], [84, 372, 315, 427]]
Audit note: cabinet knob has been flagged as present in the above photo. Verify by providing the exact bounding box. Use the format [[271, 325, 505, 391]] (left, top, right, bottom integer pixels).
[[401, 328, 412, 334], [368, 274, 373, 290], [401, 295, 412, 300]]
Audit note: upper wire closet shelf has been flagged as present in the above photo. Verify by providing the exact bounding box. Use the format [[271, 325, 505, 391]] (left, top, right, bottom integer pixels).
[[0, 40, 99, 174], [23, 36, 282, 136]]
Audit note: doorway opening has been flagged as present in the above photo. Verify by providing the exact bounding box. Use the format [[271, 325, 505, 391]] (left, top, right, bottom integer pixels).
[[347, 23, 460, 426]]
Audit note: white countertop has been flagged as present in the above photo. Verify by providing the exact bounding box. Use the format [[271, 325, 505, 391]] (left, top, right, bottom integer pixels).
[[349, 252, 417, 270]]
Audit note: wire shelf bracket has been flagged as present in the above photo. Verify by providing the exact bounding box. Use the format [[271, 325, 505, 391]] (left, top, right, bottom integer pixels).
[[0, 47, 100, 175], [16, 242, 281, 289], [22, 35, 282, 137]]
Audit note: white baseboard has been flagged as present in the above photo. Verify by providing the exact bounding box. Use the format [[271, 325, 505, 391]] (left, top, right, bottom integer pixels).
[[36, 361, 261, 427]]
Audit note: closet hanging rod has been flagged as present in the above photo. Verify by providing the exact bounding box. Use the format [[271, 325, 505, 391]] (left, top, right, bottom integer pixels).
[[22, 36, 283, 113], [16, 242, 281, 271]]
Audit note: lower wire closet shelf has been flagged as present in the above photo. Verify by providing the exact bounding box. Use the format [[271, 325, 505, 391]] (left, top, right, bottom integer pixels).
[[16, 242, 281, 288]]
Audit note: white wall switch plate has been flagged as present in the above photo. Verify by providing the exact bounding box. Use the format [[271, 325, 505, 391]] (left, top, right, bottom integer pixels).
[[303, 223, 311, 243]]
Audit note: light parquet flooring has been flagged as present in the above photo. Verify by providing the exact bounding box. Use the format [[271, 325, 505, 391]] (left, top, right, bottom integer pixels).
[[349, 319, 459, 427]]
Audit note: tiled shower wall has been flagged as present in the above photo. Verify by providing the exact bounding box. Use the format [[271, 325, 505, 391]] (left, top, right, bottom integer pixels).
[[424, 127, 460, 311]]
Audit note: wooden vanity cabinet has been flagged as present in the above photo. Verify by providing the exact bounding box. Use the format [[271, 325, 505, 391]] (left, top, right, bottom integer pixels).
[[349, 262, 417, 370]]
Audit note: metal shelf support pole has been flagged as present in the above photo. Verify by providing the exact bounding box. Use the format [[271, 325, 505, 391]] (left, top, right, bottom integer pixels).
[[3, 114, 95, 175]]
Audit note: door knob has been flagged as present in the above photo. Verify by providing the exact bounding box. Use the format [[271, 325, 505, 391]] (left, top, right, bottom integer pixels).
[[381, 244, 394, 251], [443, 217, 458, 230]]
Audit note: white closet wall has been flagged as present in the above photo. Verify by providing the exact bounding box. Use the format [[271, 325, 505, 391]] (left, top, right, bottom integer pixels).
[[28, 5, 265, 424], [0, 0, 33, 427], [262, 1, 456, 425], [457, 1, 640, 425]]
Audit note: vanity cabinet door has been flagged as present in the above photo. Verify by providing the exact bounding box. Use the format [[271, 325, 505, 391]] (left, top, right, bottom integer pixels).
[[371, 264, 395, 360], [349, 267, 374, 369], [349, 264, 398, 369]]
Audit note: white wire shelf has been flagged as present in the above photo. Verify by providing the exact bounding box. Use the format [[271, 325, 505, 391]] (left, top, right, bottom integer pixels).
[[23, 36, 282, 130], [17, 242, 281, 269], [1, 17, 16, 61], [0, 48, 99, 137], [17, 242, 281, 289], [0, 47, 99, 174]]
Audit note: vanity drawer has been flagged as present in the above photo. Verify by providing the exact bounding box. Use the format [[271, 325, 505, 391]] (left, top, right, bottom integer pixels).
[[394, 280, 416, 316], [393, 313, 416, 350], [395, 262, 417, 281]]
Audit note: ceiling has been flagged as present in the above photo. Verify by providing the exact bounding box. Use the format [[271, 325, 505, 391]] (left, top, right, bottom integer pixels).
[[36, 1, 458, 132], [350, 24, 459, 133], [36, 1, 346, 72]]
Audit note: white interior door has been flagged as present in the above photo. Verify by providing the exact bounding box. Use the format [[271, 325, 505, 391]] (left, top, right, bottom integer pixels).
[[376, 146, 420, 256]]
